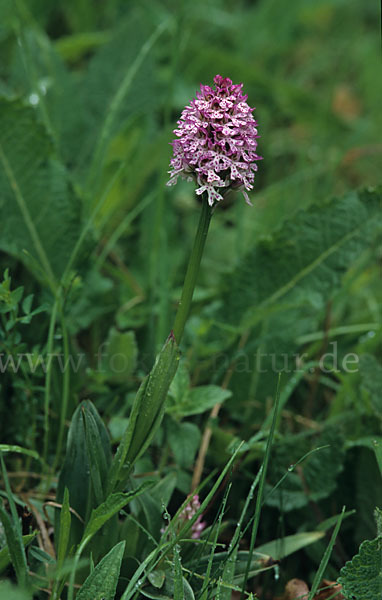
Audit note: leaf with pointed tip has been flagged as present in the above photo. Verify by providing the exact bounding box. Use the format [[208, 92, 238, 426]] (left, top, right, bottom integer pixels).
[[76, 541, 126, 600]]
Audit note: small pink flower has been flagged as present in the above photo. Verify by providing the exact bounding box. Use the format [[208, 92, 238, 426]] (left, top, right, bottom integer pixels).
[[161, 494, 206, 540], [167, 75, 262, 207], [179, 494, 206, 539]]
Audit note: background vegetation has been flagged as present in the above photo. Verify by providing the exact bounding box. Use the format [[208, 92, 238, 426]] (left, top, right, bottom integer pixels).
[[0, 0, 381, 598]]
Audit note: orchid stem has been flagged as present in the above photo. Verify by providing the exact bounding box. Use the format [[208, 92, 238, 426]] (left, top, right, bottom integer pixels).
[[173, 195, 212, 344]]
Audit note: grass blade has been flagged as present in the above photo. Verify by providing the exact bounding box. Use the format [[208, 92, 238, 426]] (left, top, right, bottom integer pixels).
[[307, 506, 346, 600]]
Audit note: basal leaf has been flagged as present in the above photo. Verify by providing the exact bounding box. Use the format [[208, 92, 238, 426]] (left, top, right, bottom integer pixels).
[[76, 540, 126, 600]]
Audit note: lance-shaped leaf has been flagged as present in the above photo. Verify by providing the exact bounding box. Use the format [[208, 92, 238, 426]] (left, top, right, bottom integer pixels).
[[76, 540, 126, 600], [107, 333, 180, 493], [82, 484, 153, 544], [56, 400, 111, 547]]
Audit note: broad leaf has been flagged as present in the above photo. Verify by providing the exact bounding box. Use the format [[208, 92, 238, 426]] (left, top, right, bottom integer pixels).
[[339, 536, 382, 599], [0, 99, 82, 283]]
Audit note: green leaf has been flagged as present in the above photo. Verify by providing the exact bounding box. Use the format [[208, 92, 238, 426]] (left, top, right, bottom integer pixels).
[[0, 503, 28, 587], [168, 360, 190, 402], [265, 429, 345, 511], [141, 573, 194, 600], [338, 537, 382, 600], [255, 531, 325, 560], [0, 445, 40, 462], [172, 385, 232, 417], [83, 403, 112, 505], [147, 570, 166, 589], [76, 540, 126, 600], [0, 533, 36, 574], [189, 550, 275, 586], [102, 327, 138, 383], [56, 400, 112, 546], [0, 98, 82, 283], [107, 334, 180, 493], [308, 507, 345, 600], [82, 483, 153, 543], [167, 420, 201, 469], [56, 487, 71, 568], [221, 187, 382, 328]]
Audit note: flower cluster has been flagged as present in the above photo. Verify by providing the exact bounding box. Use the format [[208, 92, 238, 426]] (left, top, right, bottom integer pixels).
[[167, 74, 261, 207], [161, 494, 206, 540], [179, 494, 206, 539]]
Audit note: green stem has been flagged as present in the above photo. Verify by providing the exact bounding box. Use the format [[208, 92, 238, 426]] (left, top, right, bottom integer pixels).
[[173, 195, 212, 344], [43, 298, 59, 465]]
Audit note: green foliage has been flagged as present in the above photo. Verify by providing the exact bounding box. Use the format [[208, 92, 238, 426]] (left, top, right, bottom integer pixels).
[[222, 188, 381, 330], [76, 541, 126, 600], [167, 360, 232, 417], [107, 333, 180, 493], [339, 536, 382, 599], [0, 99, 82, 284], [56, 400, 112, 546]]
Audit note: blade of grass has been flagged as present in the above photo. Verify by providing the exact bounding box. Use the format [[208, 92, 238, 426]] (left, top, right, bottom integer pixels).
[[199, 482, 232, 600], [121, 444, 243, 600], [307, 506, 346, 600], [51, 487, 71, 600], [373, 439, 382, 478], [241, 375, 281, 597], [0, 454, 28, 587]]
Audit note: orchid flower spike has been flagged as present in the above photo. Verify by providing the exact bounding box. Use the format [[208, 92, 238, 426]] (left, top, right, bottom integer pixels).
[[167, 74, 262, 207]]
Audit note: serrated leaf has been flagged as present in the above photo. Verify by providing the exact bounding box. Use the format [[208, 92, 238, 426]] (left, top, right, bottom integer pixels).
[[76, 540, 125, 600], [265, 429, 345, 511], [339, 536, 382, 599], [221, 187, 382, 328], [0, 99, 82, 282]]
